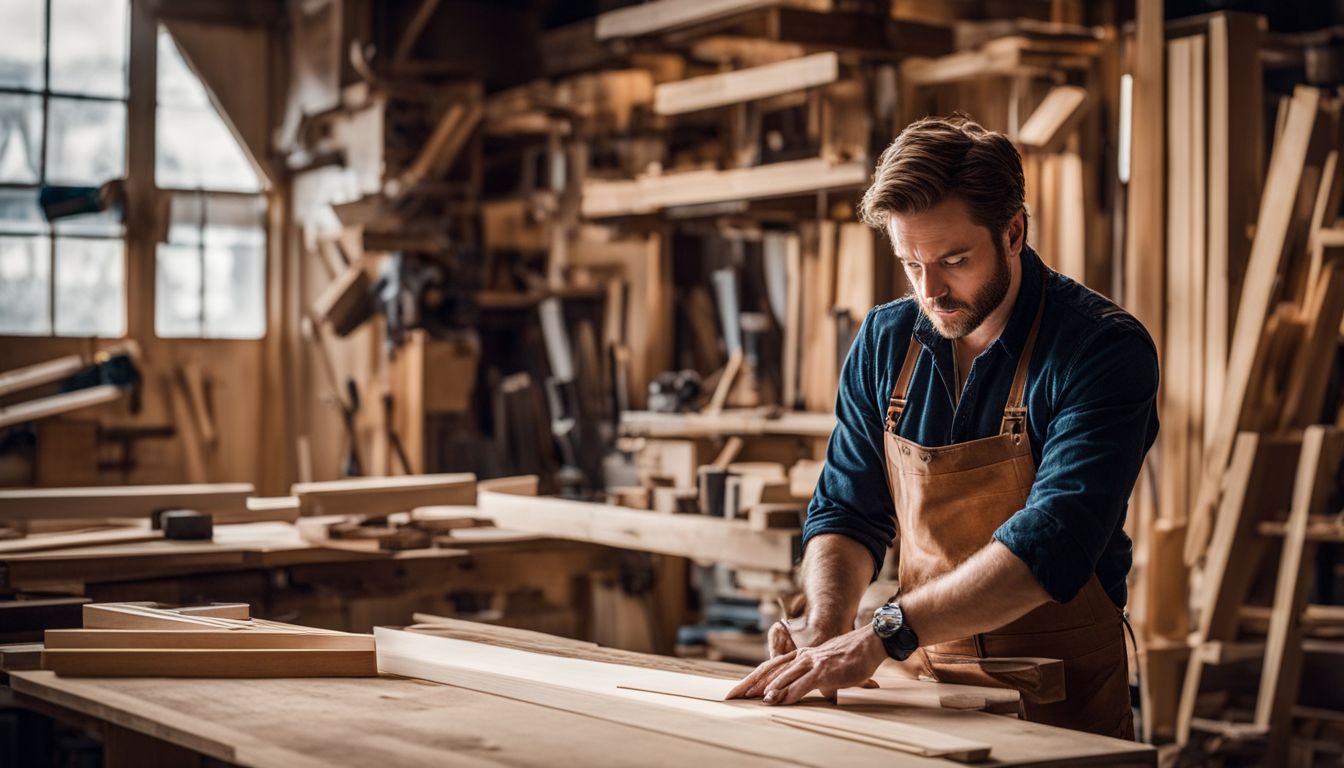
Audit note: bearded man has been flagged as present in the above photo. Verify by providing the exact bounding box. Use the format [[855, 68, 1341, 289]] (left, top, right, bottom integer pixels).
[[728, 115, 1158, 740]]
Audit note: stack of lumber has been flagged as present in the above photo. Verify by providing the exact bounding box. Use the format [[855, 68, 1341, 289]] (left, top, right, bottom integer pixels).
[[40, 602, 377, 677], [1123, 13, 1344, 746]]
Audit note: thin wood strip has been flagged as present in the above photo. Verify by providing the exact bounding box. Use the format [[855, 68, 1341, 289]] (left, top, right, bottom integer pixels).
[[42, 648, 377, 677], [44, 630, 374, 651]]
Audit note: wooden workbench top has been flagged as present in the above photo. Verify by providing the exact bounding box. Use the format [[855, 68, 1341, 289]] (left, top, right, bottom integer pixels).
[[9, 620, 1156, 767]]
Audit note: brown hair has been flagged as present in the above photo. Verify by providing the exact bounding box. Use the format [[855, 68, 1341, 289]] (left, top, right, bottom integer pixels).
[[858, 114, 1027, 246]]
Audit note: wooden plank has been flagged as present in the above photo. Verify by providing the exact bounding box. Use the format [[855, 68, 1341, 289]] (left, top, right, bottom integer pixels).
[[782, 232, 803, 409], [0, 385, 125, 430], [477, 474, 540, 497], [44, 629, 374, 650], [803, 220, 839, 412], [0, 642, 43, 671], [582, 158, 868, 218], [0, 526, 160, 554], [596, 0, 783, 40], [1205, 14, 1265, 453], [619, 409, 835, 438], [0, 484, 253, 521], [477, 490, 797, 571], [1124, 0, 1165, 366], [1016, 85, 1089, 151], [291, 473, 476, 516], [772, 710, 992, 762], [0, 354, 90, 398], [311, 259, 371, 336], [376, 627, 918, 767], [838, 678, 1020, 712], [654, 51, 839, 115], [1187, 86, 1327, 565], [43, 648, 377, 677]]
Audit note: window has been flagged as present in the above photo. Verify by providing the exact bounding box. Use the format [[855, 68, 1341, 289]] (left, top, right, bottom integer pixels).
[[0, 0, 128, 337], [154, 25, 267, 339]]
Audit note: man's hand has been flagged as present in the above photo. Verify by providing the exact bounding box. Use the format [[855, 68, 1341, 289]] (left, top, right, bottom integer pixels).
[[767, 614, 848, 658], [727, 626, 886, 705]]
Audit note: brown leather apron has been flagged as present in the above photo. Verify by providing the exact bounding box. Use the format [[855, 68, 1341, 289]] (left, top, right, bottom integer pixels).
[[882, 288, 1134, 739]]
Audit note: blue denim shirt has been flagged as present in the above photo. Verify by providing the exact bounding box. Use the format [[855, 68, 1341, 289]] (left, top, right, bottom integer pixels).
[[802, 245, 1159, 608]]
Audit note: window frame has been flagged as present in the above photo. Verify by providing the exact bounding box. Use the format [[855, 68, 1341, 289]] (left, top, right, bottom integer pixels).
[[0, 0, 131, 339], [0, 0, 271, 343], [152, 22, 268, 341]]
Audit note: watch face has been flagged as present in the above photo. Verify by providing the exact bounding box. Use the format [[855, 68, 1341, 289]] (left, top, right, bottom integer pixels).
[[872, 604, 903, 637]]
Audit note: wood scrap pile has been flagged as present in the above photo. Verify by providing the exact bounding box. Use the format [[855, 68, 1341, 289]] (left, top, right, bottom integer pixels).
[[40, 602, 377, 677]]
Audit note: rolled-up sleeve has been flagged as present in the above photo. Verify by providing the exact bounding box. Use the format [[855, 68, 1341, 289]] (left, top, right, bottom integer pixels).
[[993, 325, 1159, 603], [801, 308, 898, 580]]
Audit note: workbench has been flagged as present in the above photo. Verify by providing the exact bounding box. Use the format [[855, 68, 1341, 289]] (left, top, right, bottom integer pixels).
[[6, 620, 1155, 767], [0, 521, 634, 642]]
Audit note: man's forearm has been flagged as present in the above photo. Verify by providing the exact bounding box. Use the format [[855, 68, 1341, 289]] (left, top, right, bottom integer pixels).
[[900, 540, 1051, 646], [800, 533, 875, 633]]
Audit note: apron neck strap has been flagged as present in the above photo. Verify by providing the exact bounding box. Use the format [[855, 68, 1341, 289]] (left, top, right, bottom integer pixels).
[[999, 271, 1048, 436], [885, 338, 922, 434]]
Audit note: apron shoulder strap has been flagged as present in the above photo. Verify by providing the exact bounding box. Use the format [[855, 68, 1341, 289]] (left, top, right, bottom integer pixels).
[[999, 273, 1049, 436], [885, 337, 922, 434]]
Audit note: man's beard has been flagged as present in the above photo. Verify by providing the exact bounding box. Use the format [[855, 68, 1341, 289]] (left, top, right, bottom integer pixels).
[[919, 244, 1012, 339]]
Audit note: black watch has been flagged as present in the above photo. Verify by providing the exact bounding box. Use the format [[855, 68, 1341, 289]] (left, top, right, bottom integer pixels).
[[872, 601, 919, 661]]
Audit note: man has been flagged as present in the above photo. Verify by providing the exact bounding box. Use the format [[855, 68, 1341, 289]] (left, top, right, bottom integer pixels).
[[727, 115, 1158, 740]]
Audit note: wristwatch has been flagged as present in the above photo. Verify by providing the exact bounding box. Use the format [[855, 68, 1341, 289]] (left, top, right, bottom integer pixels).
[[872, 601, 919, 661]]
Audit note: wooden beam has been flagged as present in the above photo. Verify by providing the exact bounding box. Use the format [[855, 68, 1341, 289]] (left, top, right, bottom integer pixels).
[[596, 0, 783, 40], [653, 52, 839, 115], [0, 484, 253, 521], [582, 158, 867, 218], [477, 490, 796, 571], [1124, 0, 1166, 358], [1017, 85, 1089, 151], [291, 473, 477, 517], [0, 385, 125, 430]]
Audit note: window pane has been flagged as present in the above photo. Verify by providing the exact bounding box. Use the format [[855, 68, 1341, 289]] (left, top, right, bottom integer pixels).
[[53, 205, 122, 237], [0, 189, 46, 234], [156, 27, 261, 192], [204, 226, 265, 339], [156, 26, 209, 108], [0, 93, 44, 183], [0, 235, 51, 335], [0, 1, 46, 91], [54, 237, 123, 336], [155, 238, 202, 338], [47, 98, 126, 185], [50, 0, 129, 98]]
